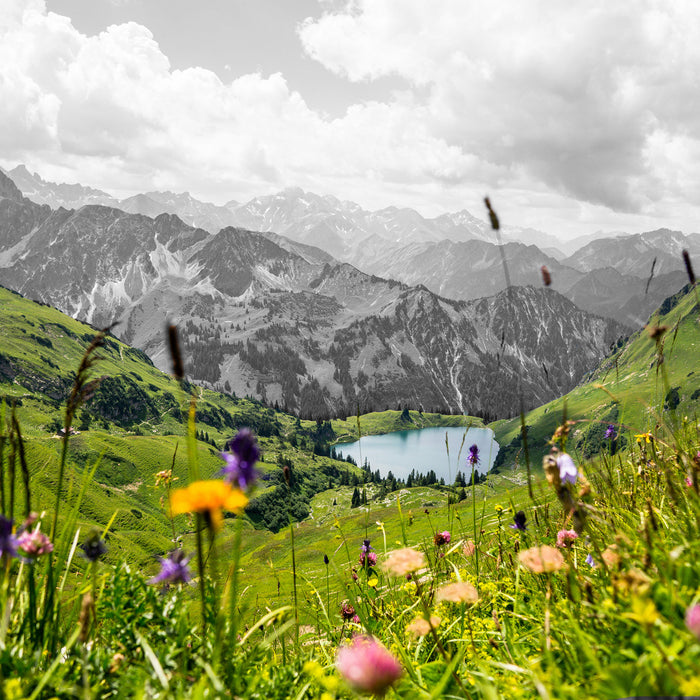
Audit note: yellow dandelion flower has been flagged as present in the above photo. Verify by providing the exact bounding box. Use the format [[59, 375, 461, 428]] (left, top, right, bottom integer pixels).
[[170, 480, 248, 530]]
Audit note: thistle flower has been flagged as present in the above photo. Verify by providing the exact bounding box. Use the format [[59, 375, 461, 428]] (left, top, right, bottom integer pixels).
[[556, 529, 578, 548], [686, 604, 700, 639], [406, 615, 441, 638], [336, 636, 402, 695], [0, 516, 19, 560], [149, 549, 192, 586], [340, 601, 356, 621], [467, 444, 480, 466], [170, 480, 248, 531], [16, 529, 53, 559], [518, 545, 565, 574], [80, 531, 107, 562], [556, 453, 578, 485], [220, 428, 260, 490], [437, 581, 479, 604], [382, 547, 426, 577], [510, 510, 527, 531], [359, 551, 377, 567], [434, 530, 451, 546]]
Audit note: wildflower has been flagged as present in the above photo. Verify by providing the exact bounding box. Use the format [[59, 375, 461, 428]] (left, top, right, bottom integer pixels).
[[585, 553, 596, 567], [155, 469, 174, 487], [359, 551, 377, 567], [336, 635, 402, 695], [0, 516, 19, 560], [686, 605, 700, 639], [467, 444, 480, 466], [556, 529, 578, 548], [149, 549, 192, 586], [340, 601, 356, 620], [463, 540, 476, 557], [601, 547, 620, 569], [541, 265, 552, 286], [518, 545, 565, 574], [604, 424, 616, 440], [170, 480, 248, 531], [220, 428, 260, 490], [406, 615, 441, 637], [556, 453, 578, 484], [17, 529, 53, 559], [434, 530, 451, 546], [634, 432, 653, 444], [324, 554, 329, 565], [437, 581, 478, 604], [351, 614, 361, 624], [510, 510, 527, 531], [382, 547, 426, 577], [80, 531, 107, 562], [494, 504, 505, 514], [686, 477, 693, 488]]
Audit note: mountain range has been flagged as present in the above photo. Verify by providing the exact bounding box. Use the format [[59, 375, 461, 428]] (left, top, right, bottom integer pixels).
[[0, 169, 627, 419], [5, 165, 698, 327]]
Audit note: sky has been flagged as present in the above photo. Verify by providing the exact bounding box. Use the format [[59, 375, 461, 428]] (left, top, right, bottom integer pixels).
[[1, 0, 700, 239]]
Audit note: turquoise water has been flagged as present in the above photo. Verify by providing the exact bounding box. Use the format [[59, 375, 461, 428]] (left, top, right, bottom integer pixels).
[[334, 426, 499, 482]]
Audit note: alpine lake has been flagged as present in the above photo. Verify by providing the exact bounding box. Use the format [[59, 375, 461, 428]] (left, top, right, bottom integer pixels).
[[334, 426, 499, 483]]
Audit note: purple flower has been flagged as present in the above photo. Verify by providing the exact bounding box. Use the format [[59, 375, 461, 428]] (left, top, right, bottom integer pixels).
[[604, 424, 616, 440], [17, 529, 53, 559], [149, 549, 192, 586], [556, 453, 578, 485], [556, 529, 578, 548], [336, 635, 402, 695], [686, 604, 700, 639], [360, 539, 373, 554], [340, 601, 356, 620], [434, 530, 450, 546], [510, 510, 527, 531], [585, 553, 596, 568], [360, 551, 377, 567], [220, 428, 260, 490], [323, 554, 329, 565], [80, 531, 107, 562], [0, 516, 19, 560], [467, 444, 480, 466]]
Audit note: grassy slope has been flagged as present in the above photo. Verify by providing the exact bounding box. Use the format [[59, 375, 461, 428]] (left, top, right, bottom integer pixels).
[[0, 285, 486, 581], [490, 283, 700, 470]]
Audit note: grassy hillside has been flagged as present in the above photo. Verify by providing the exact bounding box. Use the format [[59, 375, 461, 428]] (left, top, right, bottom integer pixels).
[[491, 283, 700, 471], [0, 284, 484, 574]]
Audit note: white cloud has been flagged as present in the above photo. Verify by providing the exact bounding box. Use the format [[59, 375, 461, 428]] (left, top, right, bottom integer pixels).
[[1, 0, 700, 237], [299, 0, 700, 215]]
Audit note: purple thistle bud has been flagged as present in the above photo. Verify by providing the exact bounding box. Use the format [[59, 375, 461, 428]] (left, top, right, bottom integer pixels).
[[80, 531, 107, 562], [467, 444, 480, 466], [510, 510, 527, 531], [220, 428, 260, 490], [0, 516, 19, 561], [556, 453, 578, 485], [149, 549, 192, 586]]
